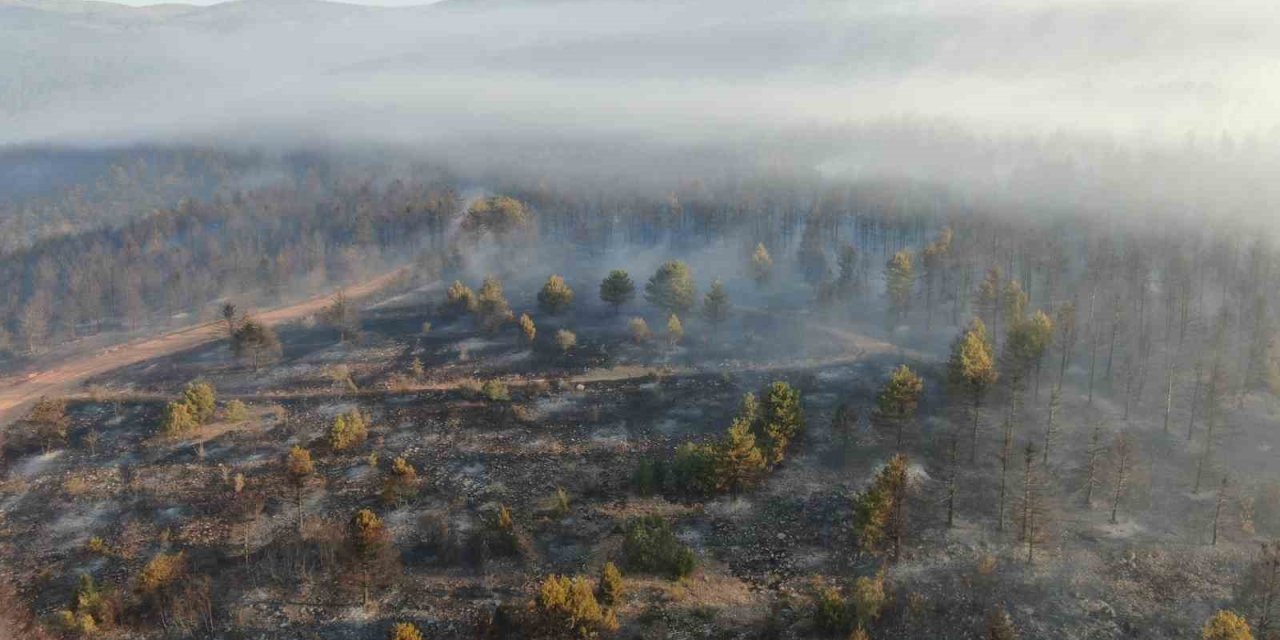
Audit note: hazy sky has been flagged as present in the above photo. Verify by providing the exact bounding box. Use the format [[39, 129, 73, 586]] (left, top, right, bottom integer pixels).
[[103, 0, 439, 5]]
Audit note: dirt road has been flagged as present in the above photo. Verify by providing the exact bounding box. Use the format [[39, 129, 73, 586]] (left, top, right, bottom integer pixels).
[[0, 267, 411, 423]]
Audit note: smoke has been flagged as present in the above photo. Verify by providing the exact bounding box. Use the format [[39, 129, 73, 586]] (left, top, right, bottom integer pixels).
[[4, 0, 1280, 226]]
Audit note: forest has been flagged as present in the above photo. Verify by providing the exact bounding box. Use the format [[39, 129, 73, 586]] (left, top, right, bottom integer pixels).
[[0, 144, 1277, 640]]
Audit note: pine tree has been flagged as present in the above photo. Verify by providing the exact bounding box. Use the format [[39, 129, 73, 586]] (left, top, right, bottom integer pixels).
[[884, 250, 915, 322], [347, 509, 393, 605], [921, 228, 953, 330], [853, 454, 910, 561], [231, 317, 281, 370], [875, 364, 924, 449], [284, 446, 314, 534], [716, 416, 766, 494], [599, 270, 636, 312], [645, 261, 697, 315], [519, 313, 536, 344], [948, 319, 999, 462], [221, 301, 238, 339], [976, 268, 1003, 346], [750, 243, 774, 287], [537, 275, 575, 315], [755, 381, 803, 468], [665, 314, 683, 347], [837, 243, 861, 295], [702, 279, 731, 328], [323, 290, 360, 342], [1002, 280, 1028, 327], [476, 276, 514, 334]]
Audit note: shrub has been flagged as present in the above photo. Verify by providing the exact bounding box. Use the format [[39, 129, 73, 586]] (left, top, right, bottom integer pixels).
[[851, 571, 886, 628], [811, 582, 850, 635], [987, 607, 1019, 640], [136, 552, 186, 620], [554, 487, 570, 517], [668, 441, 717, 496], [329, 410, 368, 452], [446, 281, 478, 315], [85, 537, 109, 555], [533, 575, 618, 638], [1201, 610, 1253, 640], [224, 399, 249, 423], [621, 516, 696, 580], [487, 504, 520, 557], [181, 381, 217, 424], [390, 622, 424, 640], [26, 396, 69, 451], [633, 458, 665, 497], [555, 329, 577, 354], [628, 317, 651, 344], [475, 276, 515, 333], [382, 457, 419, 506], [55, 574, 118, 635], [598, 562, 624, 606], [481, 379, 510, 402], [159, 400, 199, 437]]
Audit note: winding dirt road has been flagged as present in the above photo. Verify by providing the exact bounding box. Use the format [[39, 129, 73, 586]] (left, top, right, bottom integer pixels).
[[0, 267, 411, 423]]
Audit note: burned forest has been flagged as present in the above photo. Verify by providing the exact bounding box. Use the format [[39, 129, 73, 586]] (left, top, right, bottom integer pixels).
[[0, 148, 1278, 640], [3, 0, 1280, 638]]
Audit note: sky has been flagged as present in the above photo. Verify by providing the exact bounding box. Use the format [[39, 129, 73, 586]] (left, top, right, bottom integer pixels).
[[103, 0, 438, 5], [9, 0, 1280, 226]]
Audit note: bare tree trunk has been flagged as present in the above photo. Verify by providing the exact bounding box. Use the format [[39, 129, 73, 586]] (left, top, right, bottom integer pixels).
[[998, 398, 1015, 533], [1110, 435, 1131, 524], [1021, 443, 1037, 564], [947, 431, 959, 528], [970, 391, 983, 464], [1085, 420, 1103, 507], [1187, 363, 1202, 441], [1042, 388, 1060, 466], [1087, 290, 1099, 405], [1212, 476, 1228, 546]]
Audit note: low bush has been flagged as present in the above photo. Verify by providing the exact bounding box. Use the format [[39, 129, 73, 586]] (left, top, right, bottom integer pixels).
[[621, 516, 695, 580]]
